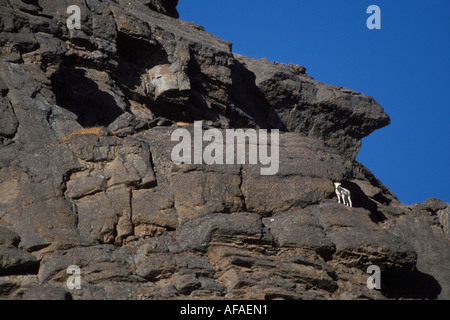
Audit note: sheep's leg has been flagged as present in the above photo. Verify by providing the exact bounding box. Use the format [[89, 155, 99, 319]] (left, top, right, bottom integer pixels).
[[344, 194, 349, 206]]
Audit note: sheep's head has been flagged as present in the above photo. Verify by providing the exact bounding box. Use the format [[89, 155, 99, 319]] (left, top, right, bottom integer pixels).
[[334, 182, 341, 188]]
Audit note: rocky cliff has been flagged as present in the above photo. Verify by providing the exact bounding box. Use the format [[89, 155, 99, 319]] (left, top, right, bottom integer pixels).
[[0, 0, 448, 300]]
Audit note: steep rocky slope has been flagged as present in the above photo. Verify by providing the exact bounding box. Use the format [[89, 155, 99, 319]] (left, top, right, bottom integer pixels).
[[0, 0, 448, 300]]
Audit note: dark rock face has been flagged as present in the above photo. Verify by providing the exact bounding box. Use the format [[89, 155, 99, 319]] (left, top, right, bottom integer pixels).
[[143, 0, 179, 18], [0, 0, 448, 300]]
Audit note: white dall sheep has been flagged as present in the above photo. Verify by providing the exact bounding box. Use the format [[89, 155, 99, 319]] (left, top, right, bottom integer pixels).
[[334, 182, 352, 207]]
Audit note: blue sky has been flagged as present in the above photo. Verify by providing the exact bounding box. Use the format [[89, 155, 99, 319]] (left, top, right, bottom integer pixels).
[[178, 0, 450, 204]]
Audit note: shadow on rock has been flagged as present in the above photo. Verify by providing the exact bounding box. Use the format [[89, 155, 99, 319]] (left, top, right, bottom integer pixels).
[[341, 181, 388, 223], [229, 58, 286, 130], [51, 59, 124, 127], [382, 268, 442, 299]]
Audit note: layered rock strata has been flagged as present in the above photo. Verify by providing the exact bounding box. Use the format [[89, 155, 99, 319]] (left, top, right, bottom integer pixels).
[[0, 0, 448, 300]]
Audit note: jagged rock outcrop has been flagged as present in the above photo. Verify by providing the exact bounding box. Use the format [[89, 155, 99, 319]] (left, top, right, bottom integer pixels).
[[0, 0, 448, 300]]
